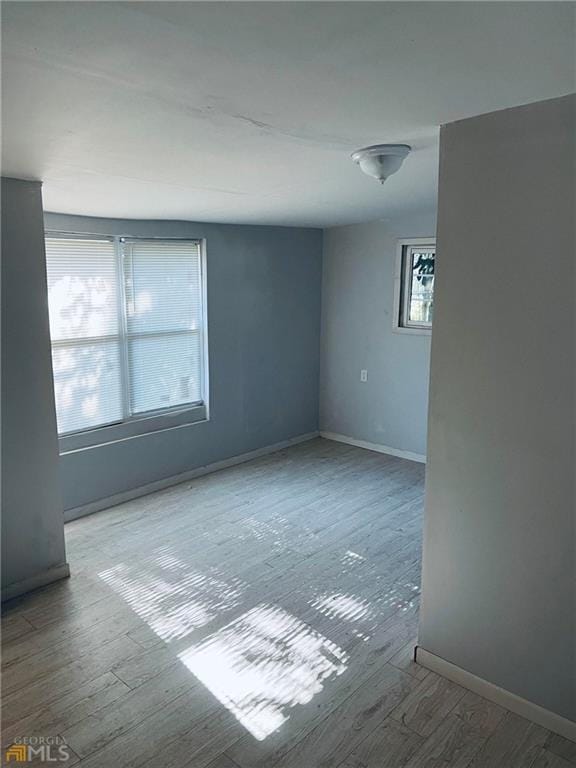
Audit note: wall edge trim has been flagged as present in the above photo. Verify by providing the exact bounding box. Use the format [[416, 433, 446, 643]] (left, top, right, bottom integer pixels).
[[415, 646, 576, 742], [64, 431, 320, 522], [320, 430, 426, 464], [2, 563, 71, 602]]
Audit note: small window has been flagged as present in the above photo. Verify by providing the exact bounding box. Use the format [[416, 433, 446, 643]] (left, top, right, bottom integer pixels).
[[45, 234, 207, 444], [394, 238, 436, 332]]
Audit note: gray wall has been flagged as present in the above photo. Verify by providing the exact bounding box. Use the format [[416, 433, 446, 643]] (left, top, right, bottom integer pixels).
[[2, 179, 68, 597], [419, 95, 575, 721], [44, 213, 323, 513], [320, 214, 436, 459]]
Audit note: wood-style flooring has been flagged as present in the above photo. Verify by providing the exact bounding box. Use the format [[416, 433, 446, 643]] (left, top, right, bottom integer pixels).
[[2, 438, 574, 767]]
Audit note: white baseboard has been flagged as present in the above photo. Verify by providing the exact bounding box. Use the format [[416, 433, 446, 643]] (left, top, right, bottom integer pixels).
[[415, 646, 576, 742], [64, 431, 320, 522], [2, 563, 71, 602], [320, 431, 426, 464]]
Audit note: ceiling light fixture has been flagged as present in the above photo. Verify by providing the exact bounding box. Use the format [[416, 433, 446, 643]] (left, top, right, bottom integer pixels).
[[351, 144, 411, 185]]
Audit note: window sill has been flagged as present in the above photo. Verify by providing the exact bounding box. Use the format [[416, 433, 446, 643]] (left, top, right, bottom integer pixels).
[[59, 404, 208, 454], [392, 325, 432, 336]]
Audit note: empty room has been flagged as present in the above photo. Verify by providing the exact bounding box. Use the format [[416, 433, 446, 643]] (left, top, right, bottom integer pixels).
[[1, 2, 575, 766]]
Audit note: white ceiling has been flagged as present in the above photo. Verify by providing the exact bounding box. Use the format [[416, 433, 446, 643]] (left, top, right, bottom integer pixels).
[[2, 2, 574, 227]]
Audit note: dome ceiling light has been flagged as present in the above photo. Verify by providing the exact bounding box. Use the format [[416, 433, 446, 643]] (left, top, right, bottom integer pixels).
[[351, 144, 411, 185]]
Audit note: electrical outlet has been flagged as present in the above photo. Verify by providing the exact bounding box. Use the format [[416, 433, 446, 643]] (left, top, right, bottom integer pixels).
[[360, 369, 368, 382]]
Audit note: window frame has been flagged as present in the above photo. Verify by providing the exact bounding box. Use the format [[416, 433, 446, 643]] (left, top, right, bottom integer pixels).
[[46, 231, 210, 454], [393, 237, 436, 335]]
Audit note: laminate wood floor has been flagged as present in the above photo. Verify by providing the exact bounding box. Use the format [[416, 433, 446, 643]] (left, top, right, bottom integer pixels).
[[2, 438, 573, 767]]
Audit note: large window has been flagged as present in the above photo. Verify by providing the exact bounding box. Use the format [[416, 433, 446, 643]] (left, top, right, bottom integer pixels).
[[45, 234, 206, 442], [394, 238, 436, 332]]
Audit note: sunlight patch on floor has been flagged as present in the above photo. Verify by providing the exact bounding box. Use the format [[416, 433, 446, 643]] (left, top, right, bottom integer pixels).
[[178, 603, 348, 741], [98, 546, 244, 641], [311, 592, 371, 622], [342, 550, 366, 564]]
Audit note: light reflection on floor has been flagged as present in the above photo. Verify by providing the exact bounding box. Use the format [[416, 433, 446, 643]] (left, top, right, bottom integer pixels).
[[235, 516, 291, 545], [342, 550, 366, 564], [97, 537, 419, 742], [308, 578, 420, 642], [98, 547, 245, 641], [178, 603, 348, 740], [311, 592, 371, 623]]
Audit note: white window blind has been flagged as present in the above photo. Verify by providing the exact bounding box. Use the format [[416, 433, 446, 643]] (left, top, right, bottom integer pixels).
[[45, 235, 205, 437], [46, 236, 123, 435], [123, 240, 204, 414]]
